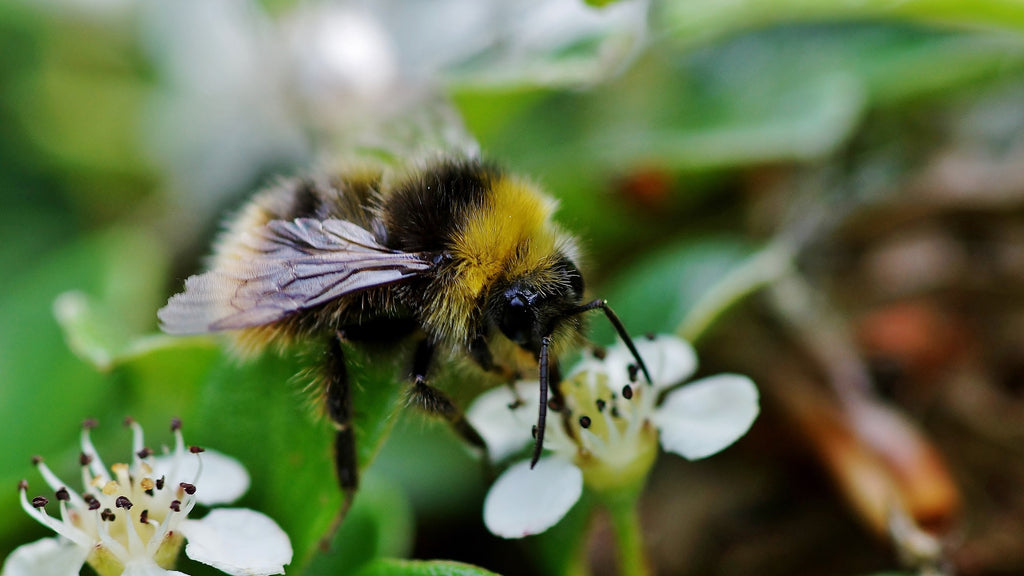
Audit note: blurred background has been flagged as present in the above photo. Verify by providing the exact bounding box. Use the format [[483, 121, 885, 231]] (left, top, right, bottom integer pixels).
[[4, 0, 1024, 574]]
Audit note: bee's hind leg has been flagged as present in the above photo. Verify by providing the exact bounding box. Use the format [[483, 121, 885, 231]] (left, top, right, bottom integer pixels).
[[320, 334, 358, 550], [408, 339, 488, 455]]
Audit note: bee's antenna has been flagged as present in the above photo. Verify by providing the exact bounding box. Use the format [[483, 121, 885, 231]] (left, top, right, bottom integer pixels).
[[531, 335, 553, 469], [573, 299, 652, 385], [529, 301, 647, 469]]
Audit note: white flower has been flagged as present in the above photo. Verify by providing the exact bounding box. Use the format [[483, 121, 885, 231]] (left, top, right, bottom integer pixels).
[[2, 419, 292, 576], [469, 334, 759, 538]]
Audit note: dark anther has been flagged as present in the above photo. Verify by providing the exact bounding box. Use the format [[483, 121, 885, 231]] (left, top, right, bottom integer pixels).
[[611, 406, 620, 418], [101, 508, 116, 522], [18, 480, 28, 491], [123, 416, 135, 427], [548, 397, 563, 412], [622, 385, 634, 400], [31, 455, 43, 465], [189, 446, 205, 454], [115, 496, 133, 510], [179, 482, 196, 495], [592, 346, 607, 360], [645, 332, 656, 341], [579, 416, 592, 429], [31, 496, 48, 509], [136, 447, 154, 459], [531, 425, 538, 439], [55, 487, 70, 502], [170, 417, 182, 432], [169, 500, 181, 512], [83, 493, 96, 504], [145, 488, 154, 497], [88, 499, 100, 511], [627, 363, 640, 383], [82, 418, 98, 430], [155, 476, 165, 490], [596, 399, 607, 412], [140, 509, 150, 524], [80, 453, 93, 466]]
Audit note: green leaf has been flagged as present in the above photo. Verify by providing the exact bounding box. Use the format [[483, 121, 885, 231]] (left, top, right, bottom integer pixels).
[[53, 290, 132, 371], [9, 32, 151, 177], [658, 0, 1024, 45], [463, 22, 1024, 186], [589, 23, 1024, 171], [301, 472, 414, 575], [355, 558, 501, 576], [372, 414, 484, 520], [0, 227, 168, 547], [174, 340, 408, 573], [112, 335, 221, 426], [592, 238, 755, 344]]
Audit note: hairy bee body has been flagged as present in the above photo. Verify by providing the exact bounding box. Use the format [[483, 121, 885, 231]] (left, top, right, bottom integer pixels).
[[160, 156, 647, 521], [172, 158, 586, 369]]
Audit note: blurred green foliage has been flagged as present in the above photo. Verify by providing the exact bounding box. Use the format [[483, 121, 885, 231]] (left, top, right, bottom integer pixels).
[[2, 0, 1024, 574]]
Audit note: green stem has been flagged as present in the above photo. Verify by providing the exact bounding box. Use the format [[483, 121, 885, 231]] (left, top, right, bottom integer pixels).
[[677, 239, 795, 345], [605, 492, 650, 576]]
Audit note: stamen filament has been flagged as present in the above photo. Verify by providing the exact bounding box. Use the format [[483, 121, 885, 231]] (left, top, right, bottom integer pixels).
[[80, 463, 97, 501], [165, 427, 186, 487], [35, 460, 87, 510], [19, 488, 92, 548], [94, 507, 130, 562], [112, 464, 131, 494], [147, 506, 177, 557], [58, 499, 80, 536], [80, 425, 111, 484], [123, 507, 146, 557], [579, 428, 610, 459], [129, 419, 145, 468], [600, 404, 621, 446], [191, 450, 204, 487]]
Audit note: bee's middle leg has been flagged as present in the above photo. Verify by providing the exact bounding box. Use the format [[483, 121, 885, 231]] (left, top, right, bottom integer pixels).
[[408, 339, 487, 453]]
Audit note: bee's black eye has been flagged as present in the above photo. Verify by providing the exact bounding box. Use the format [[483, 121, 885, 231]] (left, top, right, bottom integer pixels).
[[498, 289, 536, 347], [554, 256, 584, 300], [567, 267, 584, 299]]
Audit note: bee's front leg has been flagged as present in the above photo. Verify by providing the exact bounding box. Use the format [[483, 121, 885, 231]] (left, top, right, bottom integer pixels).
[[408, 338, 487, 453], [469, 334, 518, 382]]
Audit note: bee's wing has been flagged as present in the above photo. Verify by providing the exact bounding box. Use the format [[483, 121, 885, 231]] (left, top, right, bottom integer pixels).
[[158, 218, 431, 334]]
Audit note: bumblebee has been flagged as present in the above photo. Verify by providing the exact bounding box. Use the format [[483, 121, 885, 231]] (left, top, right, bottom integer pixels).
[[158, 156, 650, 512]]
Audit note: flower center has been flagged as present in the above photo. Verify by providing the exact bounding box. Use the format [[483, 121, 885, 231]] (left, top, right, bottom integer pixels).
[[557, 358, 659, 491], [20, 418, 201, 576]]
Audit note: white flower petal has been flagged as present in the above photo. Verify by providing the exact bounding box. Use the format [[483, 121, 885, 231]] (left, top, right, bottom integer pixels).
[[0, 537, 88, 576], [653, 373, 759, 460], [483, 457, 582, 539], [181, 508, 292, 576], [153, 448, 251, 505], [466, 382, 539, 463], [601, 335, 698, 390]]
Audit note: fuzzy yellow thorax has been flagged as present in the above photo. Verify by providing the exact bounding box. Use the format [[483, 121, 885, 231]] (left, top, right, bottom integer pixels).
[[424, 176, 562, 344], [453, 176, 559, 296]]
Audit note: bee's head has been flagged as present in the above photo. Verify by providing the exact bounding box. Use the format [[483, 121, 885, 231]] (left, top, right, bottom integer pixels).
[[488, 256, 585, 356], [486, 253, 652, 470]]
